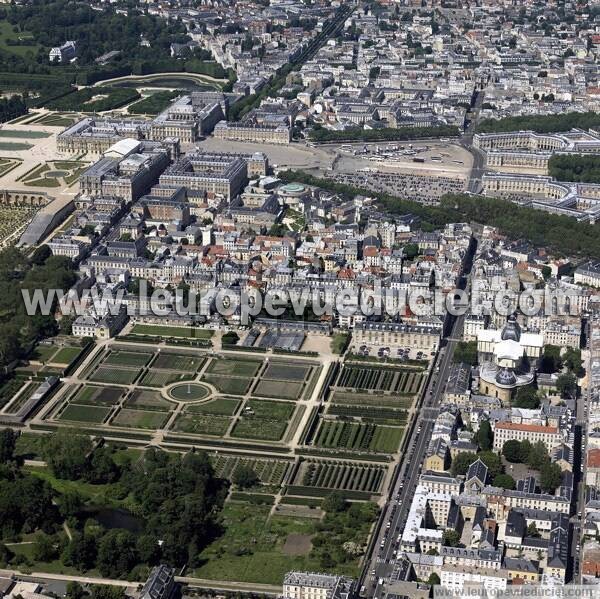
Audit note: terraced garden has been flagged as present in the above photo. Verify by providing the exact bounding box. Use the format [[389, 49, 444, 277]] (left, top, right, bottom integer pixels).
[[296, 460, 386, 494], [0, 206, 37, 245], [18, 160, 88, 188], [210, 454, 290, 486], [313, 420, 404, 454], [337, 364, 424, 394]]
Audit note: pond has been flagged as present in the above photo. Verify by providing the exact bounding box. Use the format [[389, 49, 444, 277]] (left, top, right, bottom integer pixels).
[[85, 507, 144, 532]]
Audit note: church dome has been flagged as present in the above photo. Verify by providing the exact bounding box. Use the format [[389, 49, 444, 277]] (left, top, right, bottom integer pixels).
[[501, 315, 521, 342], [495, 367, 517, 387]]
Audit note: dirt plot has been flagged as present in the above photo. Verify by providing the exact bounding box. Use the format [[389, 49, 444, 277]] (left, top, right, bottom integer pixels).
[[186, 398, 240, 416], [206, 358, 262, 378], [174, 413, 232, 436], [231, 418, 288, 441], [71, 385, 123, 406], [254, 379, 304, 400], [263, 363, 310, 382], [111, 408, 170, 429], [125, 390, 174, 412], [282, 534, 313, 556], [153, 353, 204, 372]]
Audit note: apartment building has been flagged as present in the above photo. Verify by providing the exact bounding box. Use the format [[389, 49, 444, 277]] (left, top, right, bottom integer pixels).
[[282, 572, 355, 599]]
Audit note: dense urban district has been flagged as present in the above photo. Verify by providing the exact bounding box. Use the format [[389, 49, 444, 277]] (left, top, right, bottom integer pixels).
[[1, 0, 600, 599]]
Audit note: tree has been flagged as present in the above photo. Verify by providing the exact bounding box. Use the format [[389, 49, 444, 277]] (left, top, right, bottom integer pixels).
[[556, 373, 577, 398], [0, 428, 17, 463], [541, 265, 552, 280], [89, 587, 126, 599], [136, 534, 161, 565], [503, 440, 529, 463], [513, 385, 540, 409], [58, 491, 84, 519], [451, 452, 475, 476], [540, 345, 562, 373], [442, 529, 461, 547], [564, 348, 584, 377], [0, 542, 13, 567], [476, 420, 493, 451], [62, 532, 97, 571], [453, 341, 478, 365], [527, 522, 541, 538], [322, 492, 347, 513], [403, 243, 419, 259], [526, 441, 550, 471], [232, 465, 259, 489], [539, 462, 562, 493], [478, 451, 503, 479], [493, 474, 516, 490], [43, 430, 92, 480], [427, 573, 440, 586], [222, 331, 240, 346], [96, 529, 138, 578], [31, 245, 51, 266], [87, 447, 120, 484], [59, 315, 75, 335], [32, 531, 58, 562]]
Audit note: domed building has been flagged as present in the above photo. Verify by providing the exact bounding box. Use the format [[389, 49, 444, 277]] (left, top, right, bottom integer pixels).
[[476, 315, 543, 404]]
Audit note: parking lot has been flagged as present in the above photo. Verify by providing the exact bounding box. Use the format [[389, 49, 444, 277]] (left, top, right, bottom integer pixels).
[[355, 344, 431, 362], [327, 170, 467, 204]]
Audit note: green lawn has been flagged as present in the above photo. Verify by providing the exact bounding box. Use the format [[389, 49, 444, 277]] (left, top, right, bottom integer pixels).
[[59, 403, 111, 423], [26, 465, 127, 507], [186, 398, 240, 416], [140, 370, 192, 387], [131, 324, 213, 339], [51, 346, 82, 365], [203, 375, 250, 395], [32, 345, 58, 362], [0, 20, 39, 57], [0, 129, 50, 139], [103, 350, 152, 367], [89, 366, 139, 385], [0, 142, 32, 151], [31, 113, 77, 127], [193, 503, 370, 585]]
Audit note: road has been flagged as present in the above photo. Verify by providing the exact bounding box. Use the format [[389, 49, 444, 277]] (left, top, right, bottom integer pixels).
[[360, 240, 476, 598], [461, 89, 486, 194], [573, 314, 600, 581]]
